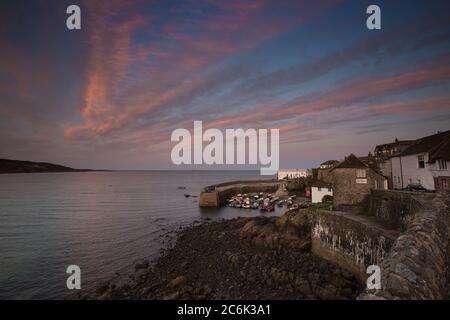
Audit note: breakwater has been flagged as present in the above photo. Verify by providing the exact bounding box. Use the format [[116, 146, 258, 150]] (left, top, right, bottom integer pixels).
[[199, 180, 282, 207]]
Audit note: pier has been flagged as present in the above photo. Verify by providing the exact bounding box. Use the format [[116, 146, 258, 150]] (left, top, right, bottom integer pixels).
[[199, 180, 286, 207]]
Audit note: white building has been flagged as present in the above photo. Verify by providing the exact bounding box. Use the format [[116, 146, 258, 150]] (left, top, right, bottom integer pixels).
[[277, 168, 310, 180], [374, 139, 415, 189], [311, 182, 333, 203], [391, 130, 450, 191]]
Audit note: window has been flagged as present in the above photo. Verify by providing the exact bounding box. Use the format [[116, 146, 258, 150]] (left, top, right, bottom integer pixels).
[[398, 176, 400, 184], [418, 155, 425, 168], [442, 178, 449, 190], [318, 187, 322, 191], [438, 160, 447, 170], [356, 169, 366, 178]]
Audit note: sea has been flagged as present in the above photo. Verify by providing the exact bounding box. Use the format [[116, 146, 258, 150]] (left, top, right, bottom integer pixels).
[[0, 171, 285, 299]]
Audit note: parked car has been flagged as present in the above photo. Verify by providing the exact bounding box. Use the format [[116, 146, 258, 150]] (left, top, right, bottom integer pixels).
[[403, 184, 427, 192]]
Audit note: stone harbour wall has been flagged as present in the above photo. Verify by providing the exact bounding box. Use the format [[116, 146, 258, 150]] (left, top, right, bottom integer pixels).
[[199, 191, 219, 207], [199, 180, 280, 207]]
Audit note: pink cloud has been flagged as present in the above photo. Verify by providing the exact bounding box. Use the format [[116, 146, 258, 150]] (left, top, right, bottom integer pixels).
[[65, 0, 340, 142]]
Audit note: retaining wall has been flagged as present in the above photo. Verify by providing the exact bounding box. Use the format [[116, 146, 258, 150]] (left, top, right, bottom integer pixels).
[[375, 192, 449, 299], [311, 210, 398, 282], [310, 190, 449, 299]]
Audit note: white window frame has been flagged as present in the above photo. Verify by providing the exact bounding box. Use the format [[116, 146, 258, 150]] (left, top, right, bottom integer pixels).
[[438, 159, 447, 170], [418, 155, 425, 169], [356, 169, 366, 178]]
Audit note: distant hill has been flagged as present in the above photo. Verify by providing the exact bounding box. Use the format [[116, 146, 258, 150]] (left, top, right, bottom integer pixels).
[[0, 158, 94, 174]]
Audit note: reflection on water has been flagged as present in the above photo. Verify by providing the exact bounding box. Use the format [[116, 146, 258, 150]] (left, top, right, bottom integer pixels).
[[0, 171, 283, 299]]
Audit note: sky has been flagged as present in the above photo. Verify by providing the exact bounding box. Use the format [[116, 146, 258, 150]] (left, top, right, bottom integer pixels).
[[1, 0, 450, 170]]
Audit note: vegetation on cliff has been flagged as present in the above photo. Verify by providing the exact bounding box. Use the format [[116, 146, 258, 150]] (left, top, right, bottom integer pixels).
[[0, 158, 94, 174]]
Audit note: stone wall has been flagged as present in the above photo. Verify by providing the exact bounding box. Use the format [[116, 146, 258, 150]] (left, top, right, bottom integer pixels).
[[368, 190, 432, 231], [311, 210, 398, 282], [199, 180, 280, 207], [309, 191, 450, 299], [317, 168, 333, 183], [330, 168, 386, 209], [374, 192, 449, 299], [199, 192, 219, 207]]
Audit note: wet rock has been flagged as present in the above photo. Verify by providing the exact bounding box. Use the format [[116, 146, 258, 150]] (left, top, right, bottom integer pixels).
[[203, 285, 212, 295], [96, 283, 109, 296], [164, 291, 180, 300], [135, 260, 149, 270], [171, 276, 186, 287], [95, 214, 363, 300]]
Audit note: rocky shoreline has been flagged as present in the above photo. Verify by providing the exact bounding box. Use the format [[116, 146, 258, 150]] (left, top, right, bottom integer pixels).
[[94, 211, 363, 300]]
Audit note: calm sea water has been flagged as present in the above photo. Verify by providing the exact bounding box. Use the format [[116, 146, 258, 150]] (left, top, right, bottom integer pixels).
[[0, 171, 284, 299]]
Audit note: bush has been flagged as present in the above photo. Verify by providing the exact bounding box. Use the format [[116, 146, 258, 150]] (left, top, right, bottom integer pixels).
[[322, 195, 333, 203]]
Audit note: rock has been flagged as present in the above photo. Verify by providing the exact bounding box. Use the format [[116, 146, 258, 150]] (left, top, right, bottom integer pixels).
[[203, 285, 212, 295], [164, 291, 180, 300], [96, 283, 109, 296], [171, 276, 186, 287], [239, 220, 258, 238], [96, 214, 362, 300], [295, 278, 311, 295], [135, 260, 149, 270]]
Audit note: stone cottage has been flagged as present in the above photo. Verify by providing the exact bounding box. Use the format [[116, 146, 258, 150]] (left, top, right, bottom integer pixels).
[[326, 154, 388, 209]]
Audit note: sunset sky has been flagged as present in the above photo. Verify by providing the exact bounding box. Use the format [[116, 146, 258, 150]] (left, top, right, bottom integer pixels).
[[1, 0, 450, 170]]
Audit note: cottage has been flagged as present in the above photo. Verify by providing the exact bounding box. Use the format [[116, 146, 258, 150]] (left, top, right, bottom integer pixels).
[[328, 154, 387, 209], [374, 138, 415, 188], [391, 130, 450, 190], [317, 160, 338, 182], [358, 153, 378, 172]]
